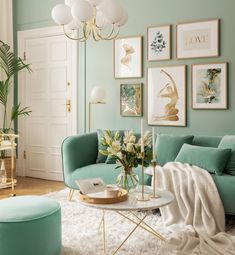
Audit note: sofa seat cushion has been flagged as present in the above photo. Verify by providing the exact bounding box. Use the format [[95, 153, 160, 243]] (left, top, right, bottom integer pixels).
[[212, 174, 235, 215], [67, 163, 151, 189]]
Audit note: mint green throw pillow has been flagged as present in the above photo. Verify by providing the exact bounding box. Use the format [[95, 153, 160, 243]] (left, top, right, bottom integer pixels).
[[218, 135, 235, 175], [175, 144, 231, 175], [156, 134, 194, 166]]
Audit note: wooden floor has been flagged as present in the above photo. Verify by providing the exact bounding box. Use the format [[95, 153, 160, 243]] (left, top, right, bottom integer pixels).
[[0, 177, 65, 199]]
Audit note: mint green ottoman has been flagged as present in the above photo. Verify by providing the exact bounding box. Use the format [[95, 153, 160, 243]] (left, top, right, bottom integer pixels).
[[0, 196, 61, 255]]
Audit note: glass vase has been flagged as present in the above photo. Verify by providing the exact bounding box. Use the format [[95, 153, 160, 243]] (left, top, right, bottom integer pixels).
[[116, 167, 139, 192]]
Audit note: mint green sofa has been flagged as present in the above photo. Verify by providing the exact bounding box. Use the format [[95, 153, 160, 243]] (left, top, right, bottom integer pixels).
[[62, 133, 235, 215]]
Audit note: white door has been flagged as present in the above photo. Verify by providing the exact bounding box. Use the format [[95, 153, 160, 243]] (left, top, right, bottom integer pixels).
[[18, 27, 77, 181]]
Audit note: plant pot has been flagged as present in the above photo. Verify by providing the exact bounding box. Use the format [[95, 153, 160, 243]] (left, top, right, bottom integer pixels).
[[2, 157, 16, 179], [116, 168, 139, 192]]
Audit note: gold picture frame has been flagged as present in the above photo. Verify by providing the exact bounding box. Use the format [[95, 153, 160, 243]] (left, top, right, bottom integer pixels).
[[120, 83, 143, 117], [191, 62, 228, 109], [176, 19, 220, 59], [114, 36, 142, 79], [147, 24, 171, 61], [147, 65, 186, 127]]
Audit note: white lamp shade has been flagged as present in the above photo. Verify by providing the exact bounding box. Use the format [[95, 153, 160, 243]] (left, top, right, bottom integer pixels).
[[51, 4, 72, 25], [116, 9, 128, 26], [71, 0, 93, 22], [99, 0, 123, 24], [87, 0, 104, 6], [91, 86, 106, 103], [65, 18, 82, 30], [96, 10, 106, 27]]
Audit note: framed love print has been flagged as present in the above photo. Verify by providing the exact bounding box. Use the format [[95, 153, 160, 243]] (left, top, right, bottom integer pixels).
[[177, 19, 219, 59], [114, 36, 142, 79], [147, 25, 171, 61]]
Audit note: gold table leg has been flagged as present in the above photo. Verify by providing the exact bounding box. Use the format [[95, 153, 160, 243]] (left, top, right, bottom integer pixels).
[[112, 214, 147, 255], [68, 189, 74, 201]]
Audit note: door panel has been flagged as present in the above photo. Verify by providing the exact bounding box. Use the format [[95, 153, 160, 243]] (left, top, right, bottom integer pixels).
[[22, 34, 76, 181]]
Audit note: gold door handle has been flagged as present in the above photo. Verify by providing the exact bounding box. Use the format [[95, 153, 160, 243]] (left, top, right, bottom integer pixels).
[[66, 99, 71, 112]]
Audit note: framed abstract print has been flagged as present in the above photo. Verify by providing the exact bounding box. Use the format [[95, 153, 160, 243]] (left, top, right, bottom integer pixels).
[[148, 65, 186, 126], [147, 25, 171, 61], [120, 83, 142, 117], [114, 36, 142, 79], [177, 19, 219, 59], [191, 62, 227, 109]]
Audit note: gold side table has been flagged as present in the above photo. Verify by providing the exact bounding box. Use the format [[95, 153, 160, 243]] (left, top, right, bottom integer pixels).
[[0, 134, 19, 196]]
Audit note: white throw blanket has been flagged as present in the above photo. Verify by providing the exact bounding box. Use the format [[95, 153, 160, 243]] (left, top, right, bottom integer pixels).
[[146, 162, 235, 255]]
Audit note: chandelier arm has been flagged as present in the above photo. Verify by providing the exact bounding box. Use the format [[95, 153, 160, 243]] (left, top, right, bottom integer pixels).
[[62, 25, 90, 42], [98, 25, 120, 40]]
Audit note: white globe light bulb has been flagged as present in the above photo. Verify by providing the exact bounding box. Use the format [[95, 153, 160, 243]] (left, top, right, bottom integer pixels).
[[65, 19, 82, 30], [51, 4, 72, 25], [96, 10, 106, 27], [65, 0, 76, 7], [99, 0, 123, 24], [87, 0, 105, 6], [91, 86, 106, 103], [71, 0, 94, 22], [117, 9, 128, 26]]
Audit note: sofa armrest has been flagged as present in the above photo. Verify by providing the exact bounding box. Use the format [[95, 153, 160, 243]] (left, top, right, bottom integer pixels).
[[61, 132, 98, 178]]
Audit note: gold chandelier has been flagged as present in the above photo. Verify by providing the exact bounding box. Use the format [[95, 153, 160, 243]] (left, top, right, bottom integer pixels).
[[51, 0, 128, 42]]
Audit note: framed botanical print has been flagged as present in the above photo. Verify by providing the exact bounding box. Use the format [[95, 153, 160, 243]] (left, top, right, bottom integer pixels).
[[191, 62, 227, 109], [148, 65, 186, 126], [114, 36, 142, 79], [120, 83, 142, 117], [147, 25, 171, 61], [177, 19, 219, 59]]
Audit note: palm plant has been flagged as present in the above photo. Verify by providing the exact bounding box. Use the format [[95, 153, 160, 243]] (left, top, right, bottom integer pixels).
[[0, 40, 31, 134]]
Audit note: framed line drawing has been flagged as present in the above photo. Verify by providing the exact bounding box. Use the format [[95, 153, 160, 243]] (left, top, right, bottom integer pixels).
[[114, 36, 142, 79], [177, 19, 219, 59], [191, 62, 227, 109], [148, 65, 186, 126], [147, 25, 171, 61], [120, 83, 142, 117]]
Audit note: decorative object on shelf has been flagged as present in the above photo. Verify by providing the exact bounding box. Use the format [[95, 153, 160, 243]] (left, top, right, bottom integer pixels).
[[191, 62, 227, 109], [89, 86, 106, 132], [177, 19, 220, 59], [120, 83, 142, 117], [51, 0, 128, 42], [99, 129, 152, 192], [147, 25, 171, 61], [148, 65, 186, 127], [0, 160, 7, 184], [0, 133, 19, 196], [114, 36, 142, 79]]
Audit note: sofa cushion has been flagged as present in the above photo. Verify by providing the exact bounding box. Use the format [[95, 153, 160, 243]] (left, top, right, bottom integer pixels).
[[175, 144, 231, 175], [156, 134, 194, 166], [67, 163, 151, 189], [218, 135, 235, 176]]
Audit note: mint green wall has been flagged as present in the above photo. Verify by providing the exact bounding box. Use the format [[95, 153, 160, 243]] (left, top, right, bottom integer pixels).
[[13, 0, 235, 135]]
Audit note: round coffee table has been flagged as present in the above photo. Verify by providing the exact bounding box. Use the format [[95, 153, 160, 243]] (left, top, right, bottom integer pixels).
[[78, 187, 174, 255]]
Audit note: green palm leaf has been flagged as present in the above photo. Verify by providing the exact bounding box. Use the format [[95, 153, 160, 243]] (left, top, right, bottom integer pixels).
[[11, 103, 32, 122], [0, 40, 31, 81]]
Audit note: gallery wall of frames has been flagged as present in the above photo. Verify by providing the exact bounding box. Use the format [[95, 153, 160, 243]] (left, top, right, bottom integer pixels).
[[114, 19, 228, 127]]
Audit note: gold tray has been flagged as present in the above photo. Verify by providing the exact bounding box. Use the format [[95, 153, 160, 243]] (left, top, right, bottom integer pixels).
[[79, 189, 128, 204], [0, 178, 17, 189]]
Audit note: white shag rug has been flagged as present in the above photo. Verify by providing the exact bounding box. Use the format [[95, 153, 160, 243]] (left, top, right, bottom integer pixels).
[[46, 189, 235, 255]]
